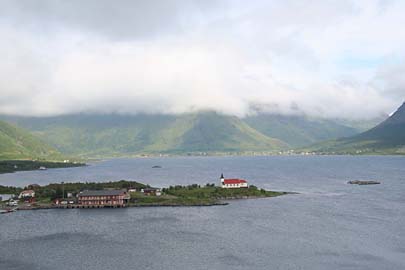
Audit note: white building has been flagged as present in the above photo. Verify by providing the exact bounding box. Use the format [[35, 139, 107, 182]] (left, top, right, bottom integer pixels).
[[0, 194, 14, 202], [18, 190, 35, 199], [220, 174, 248, 189]]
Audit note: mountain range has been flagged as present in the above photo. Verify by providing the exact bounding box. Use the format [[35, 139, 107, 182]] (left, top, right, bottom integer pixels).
[[305, 102, 405, 154], [0, 120, 61, 160], [0, 111, 384, 158]]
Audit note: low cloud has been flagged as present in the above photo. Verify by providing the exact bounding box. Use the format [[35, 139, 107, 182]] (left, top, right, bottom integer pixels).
[[0, 0, 404, 119]]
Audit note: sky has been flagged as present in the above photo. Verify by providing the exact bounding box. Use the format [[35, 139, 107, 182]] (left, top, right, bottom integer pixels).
[[0, 0, 404, 119]]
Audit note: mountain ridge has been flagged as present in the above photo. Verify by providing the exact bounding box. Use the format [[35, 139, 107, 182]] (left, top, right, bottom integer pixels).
[[0, 120, 62, 160], [305, 102, 405, 154], [0, 111, 384, 157]]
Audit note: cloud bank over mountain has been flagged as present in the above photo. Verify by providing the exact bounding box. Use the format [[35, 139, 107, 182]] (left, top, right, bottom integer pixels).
[[0, 0, 404, 119]]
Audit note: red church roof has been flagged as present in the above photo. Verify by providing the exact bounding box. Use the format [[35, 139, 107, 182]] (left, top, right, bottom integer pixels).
[[223, 179, 247, 184]]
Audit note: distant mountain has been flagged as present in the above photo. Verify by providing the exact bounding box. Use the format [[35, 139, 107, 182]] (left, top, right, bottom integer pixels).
[[305, 102, 405, 154], [0, 120, 61, 160], [244, 114, 382, 147], [158, 112, 288, 154], [1, 111, 380, 157], [0, 112, 287, 157]]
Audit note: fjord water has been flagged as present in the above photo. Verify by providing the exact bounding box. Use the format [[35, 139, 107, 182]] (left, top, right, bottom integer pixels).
[[0, 156, 404, 270]]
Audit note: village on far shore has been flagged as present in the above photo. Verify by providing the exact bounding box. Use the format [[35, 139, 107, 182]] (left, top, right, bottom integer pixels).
[[1, 174, 289, 212]]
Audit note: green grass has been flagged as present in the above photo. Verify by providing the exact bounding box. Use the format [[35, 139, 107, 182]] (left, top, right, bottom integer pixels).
[[165, 184, 284, 198], [129, 184, 287, 206]]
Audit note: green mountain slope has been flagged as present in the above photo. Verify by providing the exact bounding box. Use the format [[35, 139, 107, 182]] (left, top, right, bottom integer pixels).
[[2, 110, 381, 157], [0, 120, 61, 160], [244, 114, 383, 147], [5, 114, 178, 156], [305, 102, 405, 154], [164, 112, 288, 153], [1, 112, 287, 157]]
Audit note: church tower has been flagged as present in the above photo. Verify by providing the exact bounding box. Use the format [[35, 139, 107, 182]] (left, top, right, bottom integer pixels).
[[220, 173, 224, 186]]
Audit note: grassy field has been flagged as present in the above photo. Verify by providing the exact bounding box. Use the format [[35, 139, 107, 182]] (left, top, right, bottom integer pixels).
[[130, 184, 287, 206]]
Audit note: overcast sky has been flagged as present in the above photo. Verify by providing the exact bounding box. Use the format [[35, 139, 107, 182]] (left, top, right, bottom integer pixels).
[[0, 0, 404, 119]]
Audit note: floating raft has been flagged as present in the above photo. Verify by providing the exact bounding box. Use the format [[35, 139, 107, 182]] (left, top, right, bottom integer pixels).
[[347, 180, 381, 185]]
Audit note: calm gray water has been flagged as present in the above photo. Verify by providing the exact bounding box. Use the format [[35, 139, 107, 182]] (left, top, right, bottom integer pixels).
[[0, 156, 404, 270]]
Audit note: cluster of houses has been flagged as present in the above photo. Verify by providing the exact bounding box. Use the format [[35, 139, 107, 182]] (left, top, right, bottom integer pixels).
[[54, 187, 162, 207], [0, 186, 165, 208], [0, 189, 36, 206]]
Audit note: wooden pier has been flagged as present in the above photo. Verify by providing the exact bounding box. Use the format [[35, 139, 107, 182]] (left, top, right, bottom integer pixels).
[[54, 204, 128, 209]]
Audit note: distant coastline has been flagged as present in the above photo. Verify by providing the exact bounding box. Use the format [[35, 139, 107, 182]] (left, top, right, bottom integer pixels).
[[0, 160, 86, 174], [62, 152, 405, 161]]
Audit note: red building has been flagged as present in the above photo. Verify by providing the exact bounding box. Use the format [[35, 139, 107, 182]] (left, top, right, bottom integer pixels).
[[78, 190, 130, 207]]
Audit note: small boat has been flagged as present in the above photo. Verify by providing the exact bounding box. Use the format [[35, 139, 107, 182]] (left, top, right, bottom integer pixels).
[[152, 165, 162, 168], [0, 207, 17, 214], [39, 166, 47, 170], [348, 180, 381, 185]]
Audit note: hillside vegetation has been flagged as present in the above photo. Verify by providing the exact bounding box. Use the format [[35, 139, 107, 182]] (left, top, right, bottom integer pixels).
[[305, 102, 405, 154], [0, 111, 382, 157], [1, 112, 287, 157], [0, 120, 62, 160], [244, 114, 382, 147]]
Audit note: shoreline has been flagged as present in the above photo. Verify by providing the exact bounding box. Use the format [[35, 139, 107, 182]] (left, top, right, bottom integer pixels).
[[67, 152, 405, 159], [0, 160, 86, 174], [4, 193, 295, 212], [1, 180, 294, 213]]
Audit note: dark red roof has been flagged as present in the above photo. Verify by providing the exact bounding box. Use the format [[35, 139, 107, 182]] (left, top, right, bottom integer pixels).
[[223, 179, 247, 184]]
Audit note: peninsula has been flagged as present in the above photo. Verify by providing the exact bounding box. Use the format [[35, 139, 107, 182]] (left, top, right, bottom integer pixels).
[[0, 160, 86, 174], [0, 180, 289, 211]]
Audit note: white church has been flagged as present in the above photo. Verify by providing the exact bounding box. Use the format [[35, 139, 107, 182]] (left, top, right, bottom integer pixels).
[[220, 174, 248, 189]]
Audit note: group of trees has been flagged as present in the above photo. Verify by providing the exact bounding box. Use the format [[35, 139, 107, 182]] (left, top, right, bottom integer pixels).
[[0, 160, 85, 174], [0, 185, 22, 194], [161, 183, 267, 200]]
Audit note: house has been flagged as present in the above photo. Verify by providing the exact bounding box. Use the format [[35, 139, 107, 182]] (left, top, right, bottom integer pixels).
[[18, 190, 35, 199], [0, 194, 14, 202], [54, 198, 76, 205], [220, 174, 248, 189], [141, 188, 162, 196], [77, 190, 130, 207]]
